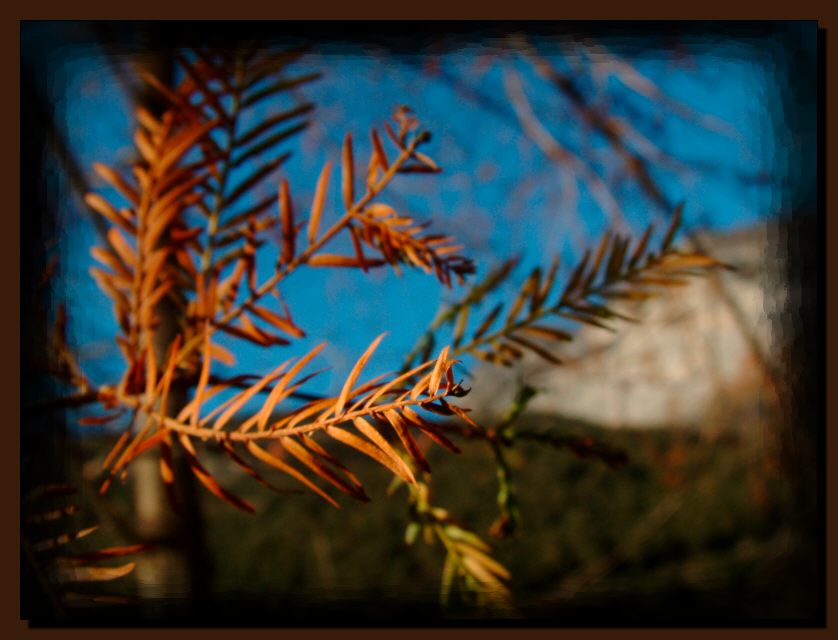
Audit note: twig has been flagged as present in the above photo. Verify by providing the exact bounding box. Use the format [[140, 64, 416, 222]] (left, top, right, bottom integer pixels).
[[218, 134, 429, 325], [503, 66, 627, 232]]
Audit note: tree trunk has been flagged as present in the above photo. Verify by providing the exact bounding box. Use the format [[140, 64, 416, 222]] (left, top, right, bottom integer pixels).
[[129, 29, 213, 614]]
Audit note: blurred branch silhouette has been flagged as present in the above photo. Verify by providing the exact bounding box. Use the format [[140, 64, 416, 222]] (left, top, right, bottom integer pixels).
[[21, 23, 799, 623]]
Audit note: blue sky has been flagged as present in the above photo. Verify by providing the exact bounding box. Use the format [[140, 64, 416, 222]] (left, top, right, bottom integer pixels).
[[30, 27, 812, 422]]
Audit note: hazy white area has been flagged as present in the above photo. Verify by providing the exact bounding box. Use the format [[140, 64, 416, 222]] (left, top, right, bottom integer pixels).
[[469, 220, 788, 431]]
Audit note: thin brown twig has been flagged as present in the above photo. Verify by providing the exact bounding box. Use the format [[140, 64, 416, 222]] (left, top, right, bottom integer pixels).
[[218, 135, 427, 326], [513, 35, 670, 218], [502, 65, 628, 233]]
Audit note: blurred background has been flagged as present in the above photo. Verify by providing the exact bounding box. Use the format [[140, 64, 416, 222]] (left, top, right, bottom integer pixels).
[[21, 21, 821, 625]]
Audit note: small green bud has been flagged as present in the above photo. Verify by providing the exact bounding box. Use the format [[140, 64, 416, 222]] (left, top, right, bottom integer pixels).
[[405, 522, 420, 545]]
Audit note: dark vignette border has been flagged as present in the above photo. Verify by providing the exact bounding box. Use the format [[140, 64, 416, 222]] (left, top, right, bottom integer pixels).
[[16, 19, 825, 632]]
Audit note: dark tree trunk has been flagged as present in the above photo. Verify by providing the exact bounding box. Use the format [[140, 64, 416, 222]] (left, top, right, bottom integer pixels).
[[128, 26, 213, 613]]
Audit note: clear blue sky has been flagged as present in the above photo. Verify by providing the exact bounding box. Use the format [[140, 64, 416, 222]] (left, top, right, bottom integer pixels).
[[30, 27, 813, 421]]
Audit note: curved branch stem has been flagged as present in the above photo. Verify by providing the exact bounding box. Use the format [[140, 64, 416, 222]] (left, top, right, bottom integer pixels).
[[115, 387, 452, 442]]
